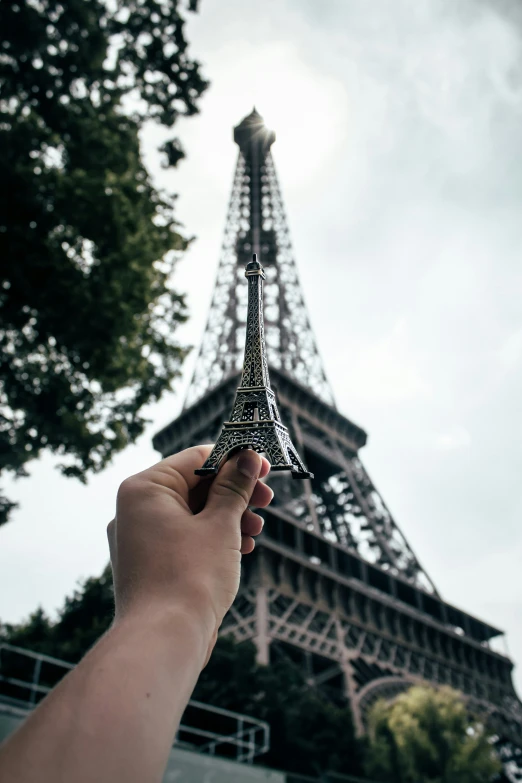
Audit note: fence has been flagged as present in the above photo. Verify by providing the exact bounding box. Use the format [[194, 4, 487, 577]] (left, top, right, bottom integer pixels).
[[286, 774, 379, 783], [0, 642, 269, 764]]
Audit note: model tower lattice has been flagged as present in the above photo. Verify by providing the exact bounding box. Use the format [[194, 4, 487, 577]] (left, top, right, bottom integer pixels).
[[195, 253, 312, 479]]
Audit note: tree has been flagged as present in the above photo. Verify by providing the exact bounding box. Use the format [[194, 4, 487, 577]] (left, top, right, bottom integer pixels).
[[1, 568, 364, 778], [0, 0, 209, 524], [365, 685, 501, 783], [0, 565, 114, 661], [195, 636, 364, 777]]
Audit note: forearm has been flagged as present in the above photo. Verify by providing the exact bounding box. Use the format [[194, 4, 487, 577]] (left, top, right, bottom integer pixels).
[[0, 605, 208, 783], [0, 446, 268, 782]]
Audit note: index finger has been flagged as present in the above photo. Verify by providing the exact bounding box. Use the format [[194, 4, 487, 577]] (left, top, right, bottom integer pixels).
[[145, 445, 271, 505], [188, 451, 271, 514], [144, 444, 215, 497]]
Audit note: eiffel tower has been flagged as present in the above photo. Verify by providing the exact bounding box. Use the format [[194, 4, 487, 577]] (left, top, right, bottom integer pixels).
[[153, 109, 522, 748]]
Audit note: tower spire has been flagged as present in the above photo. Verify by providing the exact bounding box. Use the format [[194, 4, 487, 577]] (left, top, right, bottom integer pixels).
[[184, 109, 334, 409]]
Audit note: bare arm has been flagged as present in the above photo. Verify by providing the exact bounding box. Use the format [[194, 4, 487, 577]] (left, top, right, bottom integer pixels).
[[0, 445, 272, 783]]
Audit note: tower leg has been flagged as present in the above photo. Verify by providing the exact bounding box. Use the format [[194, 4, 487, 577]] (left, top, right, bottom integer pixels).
[[195, 430, 254, 475], [286, 445, 310, 478], [195, 424, 300, 475], [254, 585, 270, 665], [335, 617, 364, 736]]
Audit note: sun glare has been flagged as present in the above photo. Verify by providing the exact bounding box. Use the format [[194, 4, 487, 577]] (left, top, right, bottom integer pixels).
[[209, 41, 349, 188]]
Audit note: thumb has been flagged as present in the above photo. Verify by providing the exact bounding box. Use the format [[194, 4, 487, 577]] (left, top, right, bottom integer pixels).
[[203, 449, 262, 520]]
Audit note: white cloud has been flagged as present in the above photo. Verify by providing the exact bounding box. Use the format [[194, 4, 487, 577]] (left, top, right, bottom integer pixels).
[[434, 425, 471, 451], [168, 38, 350, 191], [333, 318, 431, 404], [498, 329, 522, 371]]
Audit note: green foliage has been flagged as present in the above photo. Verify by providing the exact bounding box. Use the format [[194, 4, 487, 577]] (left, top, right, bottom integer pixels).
[[0, 565, 114, 661], [195, 636, 364, 777], [365, 685, 501, 783], [0, 0, 209, 524], [1, 606, 54, 654]]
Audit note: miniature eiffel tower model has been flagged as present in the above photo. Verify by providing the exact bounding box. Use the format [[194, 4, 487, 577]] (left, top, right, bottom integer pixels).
[[153, 109, 522, 752], [195, 253, 312, 479]]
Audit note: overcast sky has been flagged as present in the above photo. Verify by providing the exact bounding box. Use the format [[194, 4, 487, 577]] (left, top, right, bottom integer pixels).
[[2, 0, 522, 695]]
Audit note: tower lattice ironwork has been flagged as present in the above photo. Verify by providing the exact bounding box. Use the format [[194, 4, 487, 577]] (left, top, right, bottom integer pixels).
[[154, 109, 522, 750]]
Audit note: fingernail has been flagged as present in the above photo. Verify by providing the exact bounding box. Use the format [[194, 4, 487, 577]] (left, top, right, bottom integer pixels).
[[236, 450, 261, 480]]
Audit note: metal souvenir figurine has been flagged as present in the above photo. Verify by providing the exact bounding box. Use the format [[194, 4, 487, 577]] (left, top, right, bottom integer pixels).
[[195, 254, 313, 479]]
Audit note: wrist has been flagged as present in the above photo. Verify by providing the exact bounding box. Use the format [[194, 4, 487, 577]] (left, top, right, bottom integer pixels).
[[113, 600, 213, 669]]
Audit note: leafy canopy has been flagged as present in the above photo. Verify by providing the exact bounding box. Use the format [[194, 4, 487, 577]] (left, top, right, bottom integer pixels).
[[365, 684, 501, 783], [195, 636, 364, 777], [0, 565, 115, 662], [0, 0, 208, 523]]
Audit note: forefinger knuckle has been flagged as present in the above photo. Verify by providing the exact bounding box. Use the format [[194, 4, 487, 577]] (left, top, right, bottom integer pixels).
[[117, 476, 145, 503]]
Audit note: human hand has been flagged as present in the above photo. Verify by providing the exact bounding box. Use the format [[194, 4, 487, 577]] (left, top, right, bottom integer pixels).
[[107, 445, 273, 665]]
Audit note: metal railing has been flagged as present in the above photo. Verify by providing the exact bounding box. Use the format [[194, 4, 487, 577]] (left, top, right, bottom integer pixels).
[[177, 698, 269, 763], [0, 643, 269, 764], [286, 774, 380, 783]]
